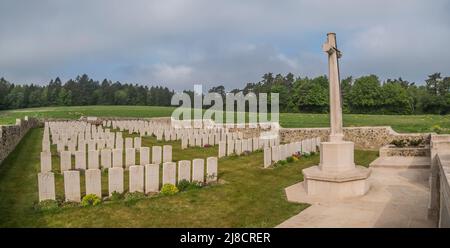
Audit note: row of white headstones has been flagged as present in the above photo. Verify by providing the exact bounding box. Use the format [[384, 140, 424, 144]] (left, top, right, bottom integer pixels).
[[38, 158, 218, 203], [263, 137, 321, 168], [38, 120, 228, 202]]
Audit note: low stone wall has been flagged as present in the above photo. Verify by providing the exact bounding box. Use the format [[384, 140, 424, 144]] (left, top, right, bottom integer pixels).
[[0, 117, 40, 165], [379, 145, 430, 157], [433, 154, 450, 227], [429, 135, 450, 227], [279, 126, 431, 150]]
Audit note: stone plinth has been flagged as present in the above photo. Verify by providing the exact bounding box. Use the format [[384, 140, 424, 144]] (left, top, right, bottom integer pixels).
[[302, 141, 371, 198], [319, 141, 355, 172]]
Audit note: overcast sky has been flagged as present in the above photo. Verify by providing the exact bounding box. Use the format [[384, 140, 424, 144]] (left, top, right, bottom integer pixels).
[[1, 0, 449, 91]]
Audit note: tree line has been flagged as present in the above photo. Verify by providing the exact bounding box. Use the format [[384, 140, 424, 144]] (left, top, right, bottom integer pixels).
[[0, 74, 174, 110], [228, 72, 449, 115], [0, 72, 449, 114]]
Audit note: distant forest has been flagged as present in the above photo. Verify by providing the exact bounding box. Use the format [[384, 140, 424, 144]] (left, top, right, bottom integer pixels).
[[0, 72, 449, 114]]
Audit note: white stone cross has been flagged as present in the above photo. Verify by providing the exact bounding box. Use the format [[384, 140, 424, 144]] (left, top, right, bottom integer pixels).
[[322, 33, 344, 142]]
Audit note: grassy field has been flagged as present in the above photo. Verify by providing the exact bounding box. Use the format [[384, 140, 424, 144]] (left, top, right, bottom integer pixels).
[[0, 127, 378, 227], [1, 105, 449, 133]]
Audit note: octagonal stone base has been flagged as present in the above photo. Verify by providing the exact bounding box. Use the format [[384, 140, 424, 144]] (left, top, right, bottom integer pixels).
[[303, 165, 371, 198]]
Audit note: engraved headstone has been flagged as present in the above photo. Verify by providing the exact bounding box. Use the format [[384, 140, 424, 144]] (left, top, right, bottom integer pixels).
[[178, 160, 191, 182], [38, 172, 55, 201], [206, 157, 218, 183], [64, 170, 81, 202], [139, 147, 150, 165], [108, 167, 124, 195], [162, 162, 176, 185], [85, 169, 102, 197], [129, 165, 144, 193], [192, 159, 205, 182], [152, 146, 162, 164], [145, 164, 160, 193]]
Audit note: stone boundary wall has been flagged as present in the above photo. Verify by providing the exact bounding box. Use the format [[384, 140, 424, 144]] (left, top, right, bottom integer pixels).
[[0, 117, 41, 165], [279, 126, 432, 150], [436, 155, 450, 227], [428, 134, 450, 227]]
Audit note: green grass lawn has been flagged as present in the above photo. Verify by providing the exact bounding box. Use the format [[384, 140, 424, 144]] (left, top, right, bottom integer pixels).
[[0, 127, 378, 227], [1, 105, 449, 133]]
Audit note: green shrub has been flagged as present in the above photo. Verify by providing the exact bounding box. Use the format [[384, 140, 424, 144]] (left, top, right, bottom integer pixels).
[[390, 139, 407, 147], [409, 139, 423, 147], [61, 201, 80, 208], [286, 156, 294, 163], [109, 191, 124, 201], [160, 184, 179, 196], [81, 194, 101, 207], [35, 199, 59, 211], [177, 179, 191, 191], [279, 160, 287, 165], [124, 192, 146, 202], [177, 180, 203, 191]]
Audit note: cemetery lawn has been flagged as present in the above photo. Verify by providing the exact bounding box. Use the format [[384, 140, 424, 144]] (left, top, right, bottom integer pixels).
[[1, 105, 449, 133], [0, 128, 378, 227]]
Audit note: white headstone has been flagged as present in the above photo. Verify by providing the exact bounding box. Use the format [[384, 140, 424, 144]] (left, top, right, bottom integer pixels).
[[60, 151, 72, 172], [253, 137, 259, 151], [116, 137, 123, 149], [125, 137, 133, 149], [125, 148, 136, 167], [134, 137, 141, 149], [178, 160, 191, 182], [206, 157, 218, 183], [101, 149, 112, 168], [108, 167, 124, 195], [145, 164, 159, 193], [85, 169, 102, 198], [152, 146, 162, 164], [218, 141, 226, 158], [192, 159, 205, 182], [181, 137, 188, 150], [88, 150, 100, 169], [227, 140, 234, 156], [74, 150, 86, 170], [163, 145, 172, 162], [40, 151, 52, 172], [235, 140, 242, 155], [271, 146, 280, 162], [195, 136, 202, 147], [129, 165, 144, 193], [112, 149, 123, 168], [38, 172, 55, 201], [162, 162, 176, 185], [208, 134, 215, 146], [88, 140, 96, 151], [264, 147, 272, 168], [64, 170, 80, 202], [139, 147, 150, 165]]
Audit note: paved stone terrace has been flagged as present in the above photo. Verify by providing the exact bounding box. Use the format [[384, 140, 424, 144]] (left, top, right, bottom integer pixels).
[[277, 164, 434, 227]]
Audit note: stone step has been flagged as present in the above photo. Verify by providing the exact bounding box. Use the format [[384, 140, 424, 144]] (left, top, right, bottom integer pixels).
[[369, 156, 430, 169]]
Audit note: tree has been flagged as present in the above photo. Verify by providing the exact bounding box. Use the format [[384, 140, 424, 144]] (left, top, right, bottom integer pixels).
[[347, 75, 382, 113], [381, 81, 412, 114], [295, 76, 329, 113]]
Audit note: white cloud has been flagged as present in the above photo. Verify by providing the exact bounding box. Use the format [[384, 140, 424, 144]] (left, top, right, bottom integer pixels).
[[153, 64, 193, 84]]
